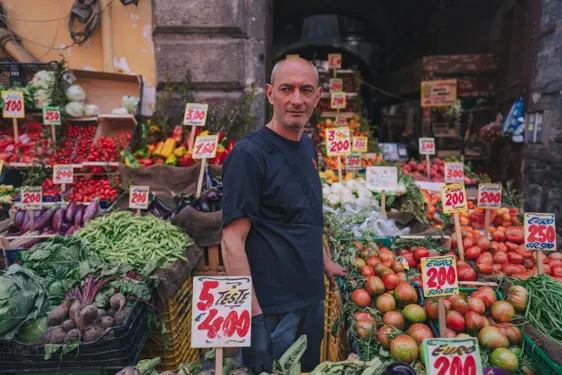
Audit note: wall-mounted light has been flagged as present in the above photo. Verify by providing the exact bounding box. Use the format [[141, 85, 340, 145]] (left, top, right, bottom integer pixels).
[[120, 0, 139, 5]]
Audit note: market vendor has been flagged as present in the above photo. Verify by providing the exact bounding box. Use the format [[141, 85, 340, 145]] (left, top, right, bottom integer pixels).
[[221, 57, 348, 373]]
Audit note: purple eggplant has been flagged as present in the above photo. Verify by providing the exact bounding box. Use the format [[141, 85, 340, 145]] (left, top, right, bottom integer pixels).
[[83, 200, 100, 223], [60, 222, 70, 233], [14, 210, 25, 228], [74, 206, 84, 226], [33, 209, 44, 221], [35, 207, 57, 230], [52, 208, 64, 231], [64, 225, 78, 236], [65, 202, 77, 222], [22, 210, 32, 232]]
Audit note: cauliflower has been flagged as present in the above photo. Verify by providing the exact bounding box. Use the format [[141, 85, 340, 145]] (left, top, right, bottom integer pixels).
[[330, 182, 344, 194], [357, 185, 373, 199], [84, 104, 100, 117], [345, 179, 359, 192], [326, 193, 340, 206], [33, 88, 52, 109], [29, 71, 55, 90], [66, 85, 86, 102]]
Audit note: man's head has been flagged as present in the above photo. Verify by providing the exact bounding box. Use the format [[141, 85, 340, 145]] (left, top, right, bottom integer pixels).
[[266, 58, 322, 132]]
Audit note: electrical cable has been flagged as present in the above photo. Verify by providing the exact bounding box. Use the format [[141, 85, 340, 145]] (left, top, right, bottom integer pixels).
[[36, 0, 65, 60], [0, 13, 70, 23]]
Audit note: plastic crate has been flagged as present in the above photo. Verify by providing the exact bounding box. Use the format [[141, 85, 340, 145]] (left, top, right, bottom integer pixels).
[[523, 333, 562, 375], [321, 276, 348, 363], [0, 300, 149, 373]]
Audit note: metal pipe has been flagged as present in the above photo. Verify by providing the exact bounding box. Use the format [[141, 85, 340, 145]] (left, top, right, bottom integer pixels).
[[0, 28, 37, 63], [100, 0, 114, 72]]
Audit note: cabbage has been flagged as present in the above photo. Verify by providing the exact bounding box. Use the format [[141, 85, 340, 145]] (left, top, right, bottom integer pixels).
[[34, 88, 52, 109], [84, 104, 100, 117], [29, 71, 55, 90], [112, 107, 129, 115], [66, 84, 86, 101], [16, 316, 48, 343], [65, 101, 85, 117], [122, 95, 139, 114]]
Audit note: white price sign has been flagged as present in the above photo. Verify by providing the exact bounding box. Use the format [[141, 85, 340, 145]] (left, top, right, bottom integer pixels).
[[440, 184, 468, 214], [183, 103, 209, 126], [352, 136, 368, 153], [423, 338, 482, 375], [524, 213, 556, 251], [419, 137, 435, 155], [345, 153, 362, 171], [366, 166, 398, 192], [328, 53, 342, 69], [330, 92, 346, 109], [477, 183, 502, 209], [445, 162, 464, 184], [2, 90, 25, 118], [129, 186, 149, 210], [53, 165, 73, 184], [193, 135, 219, 159], [329, 78, 343, 92], [191, 276, 252, 348], [325, 127, 351, 156], [21, 186, 42, 210], [43, 106, 62, 125]]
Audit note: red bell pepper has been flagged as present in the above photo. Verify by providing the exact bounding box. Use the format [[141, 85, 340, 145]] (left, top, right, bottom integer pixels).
[[172, 126, 183, 143], [217, 131, 225, 143], [226, 140, 235, 152]]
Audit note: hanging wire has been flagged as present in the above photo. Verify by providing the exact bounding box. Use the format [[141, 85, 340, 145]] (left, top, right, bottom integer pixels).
[[360, 79, 408, 101], [36, 0, 65, 60], [68, 0, 101, 45]]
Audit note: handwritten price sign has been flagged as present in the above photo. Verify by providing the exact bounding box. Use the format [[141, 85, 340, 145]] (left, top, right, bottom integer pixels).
[[2, 90, 25, 118], [326, 127, 351, 156], [183, 103, 209, 126], [445, 162, 464, 184], [329, 78, 343, 92], [423, 338, 482, 375], [330, 92, 346, 109], [21, 186, 42, 210], [477, 184, 502, 209], [335, 116, 347, 127], [129, 186, 149, 210], [328, 53, 342, 69], [352, 136, 368, 153], [419, 137, 436, 155], [366, 166, 398, 192], [524, 213, 556, 251], [53, 165, 73, 184], [440, 184, 468, 214], [421, 255, 459, 297], [345, 153, 362, 171], [191, 276, 252, 348], [193, 135, 219, 159], [43, 106, 61, 125]]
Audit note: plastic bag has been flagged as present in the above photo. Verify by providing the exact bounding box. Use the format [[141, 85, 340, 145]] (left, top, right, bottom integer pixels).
[[122, 95, 139, 114]]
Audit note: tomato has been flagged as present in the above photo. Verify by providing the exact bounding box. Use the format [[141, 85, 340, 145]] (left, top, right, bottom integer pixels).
[[457, 260, 469, 268], [360, 266, 375, 278], [354, 257, 367, 268], [393, 283, 417, 305], [505, 241, 519, 252], [495, 323, 522, 346], [490, 348, 519, 372], [365, 276, 385, 296], [552, 266, 562, 277], [493, 252, 508, 264], [375, 293, 396, 313], [351, 289, 371, 308], [407, 323, 433, 344], [507, 252, 523, 264], [403, 304, 427, 323], [414, 247, 429, 261], [475, 235, 491, 251], [503, 264, 524, 276], [445, 251, 458, 260], [401, 252, 417, 268], [366, 256, 381, 267], [465, 246, 482, 260], [354, 311, 374, 321], [382, 273, 400, 291], [478, 326, 510, 350], [492, 230, 506, 242], [491, 301, 515, 323], [446, 310, 465, 331], [505, 226, 524, 244], [478, 263, 494, 275], [379, 249, 394, 264], [377, 325, 397, 349], [514, 245, 532, 258], [523, 258, 534, 269], [390, 260, 404, 273], [463, 237, 474, 249], [355, 319, 377, 338], [458, 265, 477, 281], [383, 311, 405, 330], [548, 258, 562, 268], [477, 252, 493, 266], [424, 299, 440, 320], [498, 242, 508, 253], [549, 252, 562, 260], [465, 311, 485, 335], [390, 335, 418, 362]]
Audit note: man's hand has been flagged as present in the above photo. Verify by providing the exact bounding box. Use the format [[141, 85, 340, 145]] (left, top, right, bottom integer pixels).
[[242, 314, 272, 373], [324, 260, 348, 289]]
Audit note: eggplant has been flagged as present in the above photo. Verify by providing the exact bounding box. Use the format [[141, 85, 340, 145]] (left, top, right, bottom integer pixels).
[[65, 202, 77, 222], [35, 207, 58, 230], [64, 225, 78, 236], [204, 167, 213, 190], [198, 200, 211, 212], [74, 206, 84, 226], [14, 210, 25, 228], [381, 363, 417, 375], [153, 196, 174, 214], [205, 188, 220, 202], [52, 208, 65, 231], [83, 200, 100, 223], [60, 222, 71, 233], [33, 209, 44, 221], [22, 210, 32, 232]]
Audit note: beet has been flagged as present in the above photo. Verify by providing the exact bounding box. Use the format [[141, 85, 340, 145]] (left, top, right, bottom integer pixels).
[[42, 326, 66, 344], [97, 309, 107, 318], [107, 308, 117, 318], [69, 300, 83, 321], [79, 304, 98, 327], [60, 299, 73, 310], [83, 325, 104, 342], [62, 319, 76, 332], [114, 306, 131, 326], [47, 305, 69, 327], [64, 328, 82, 343], [98, 316, 115, 329], [102, 327, 115, 340], [110, 293, 126, 311]]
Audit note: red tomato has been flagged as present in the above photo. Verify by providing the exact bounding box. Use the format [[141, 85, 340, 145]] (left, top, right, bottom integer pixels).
[[552, 266, 562, 278], [465, 246, 482, 260], [478, 263, 494, 275], [414, 247, 430, 261], [458, 265, 477, 281], [507, 252, 523, 265], [505, 226, 525, 244], [514, 245, 532, 258], [492, 230, 506, 242], [523, 258, 534, 269], [498, 243, 508, 253], [477, 253, 493, 266], [548, 258, 562, 268], [463, 237, 474, 250], [493, 252, 508, 264], [505, 242, 519, 251]]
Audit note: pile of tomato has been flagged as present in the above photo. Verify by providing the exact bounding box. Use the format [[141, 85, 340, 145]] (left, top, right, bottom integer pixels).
[[86, 133, 131, 163], [67, 176, 120, 203], [50, 125, 97, 165]]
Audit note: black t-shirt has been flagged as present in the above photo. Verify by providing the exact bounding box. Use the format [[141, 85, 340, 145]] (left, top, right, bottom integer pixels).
[[222, 126, 325, 314]]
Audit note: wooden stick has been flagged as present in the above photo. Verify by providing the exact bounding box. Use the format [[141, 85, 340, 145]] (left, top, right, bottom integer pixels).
[[437, 296, 447, 338], [484, 209, 491, 238], [29, 210, 34, 231], [459, 281, 498, 287], [12, 118, 18, 144], [454, 212, 465, 261], [333, 68, 337, 79], [196, 158, 207, 197], [337, 157, 343, 183], [215, 348, 223, 375], [381, 190, 386, 219], [536, 252, 544, 274], [188, 125, 197, 151], [51, 124, 56, 144], [135, 208, 141, 217], [426, 154, 430, 179]]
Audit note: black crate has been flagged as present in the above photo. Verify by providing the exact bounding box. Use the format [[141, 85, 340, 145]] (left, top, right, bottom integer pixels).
[[0, 300, 150, 373], [0, 61, 58, 87]]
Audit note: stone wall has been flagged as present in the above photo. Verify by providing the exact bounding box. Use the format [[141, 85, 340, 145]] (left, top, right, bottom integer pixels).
[[152, 0, 269, 133], [525, 0, 562, 231]]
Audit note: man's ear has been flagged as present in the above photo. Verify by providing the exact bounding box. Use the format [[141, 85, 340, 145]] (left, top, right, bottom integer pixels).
[[265, 84, 274, 105], [313, 87, 323, 107]]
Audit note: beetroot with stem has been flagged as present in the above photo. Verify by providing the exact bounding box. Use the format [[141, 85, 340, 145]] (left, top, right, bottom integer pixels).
[[110, 293, 126, 311]]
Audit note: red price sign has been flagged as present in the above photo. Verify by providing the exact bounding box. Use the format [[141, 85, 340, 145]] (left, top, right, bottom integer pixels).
[[191, 276, 252, 348], [326, 127, 351, 156], [335, 116, 347, 126], [183, 103, 208, 126], [477, 183, 502, 209], [421, 255, 459, 297], [345, 153, 362, 171], [524, 213, 556, 251], [193, 135, 219, 159], [2, 90, 25, 118], [328, 53, 342, 69], [53, 165, 73, 184], [445, 162, 464, 184], [43, 106, 61, 125], [352, 136, 368, 152], [440, 184, 468, 214], [129, 186, 149, 210], [329, 78, 343, 92], [330, 92, 346, 109], [419, 137, 436, 155], [21, 186, 42, 210], [423, 338, 482, 375]]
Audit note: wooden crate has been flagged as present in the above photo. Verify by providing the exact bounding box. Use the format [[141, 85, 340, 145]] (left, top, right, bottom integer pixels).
[[193, 245, 226, 276]]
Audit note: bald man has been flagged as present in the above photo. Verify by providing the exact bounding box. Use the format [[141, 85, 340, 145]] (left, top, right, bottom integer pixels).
[[221, 58, 348, 372]]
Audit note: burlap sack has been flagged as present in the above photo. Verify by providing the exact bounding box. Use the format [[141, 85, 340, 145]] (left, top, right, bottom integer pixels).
[[172, 209, 222, 247], [153, 243, 202, 301], [387, 211, 438, 235]]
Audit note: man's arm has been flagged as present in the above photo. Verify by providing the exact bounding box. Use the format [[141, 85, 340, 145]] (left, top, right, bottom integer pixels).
[[222, 218, 262, 316], [323, 246, 348, 289]]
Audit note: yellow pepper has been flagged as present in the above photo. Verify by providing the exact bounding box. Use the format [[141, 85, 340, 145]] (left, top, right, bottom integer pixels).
[[153, 141, 164, 156], [174, 146, 187, 157], [199, 130, 210, 136], [160, 138, 177, 158], [217, 144, 225, 152], [165, 153, 178, 166], [147, 144, 155, 158]]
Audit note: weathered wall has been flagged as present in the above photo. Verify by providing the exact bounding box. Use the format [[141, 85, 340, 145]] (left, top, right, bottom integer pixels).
[[151, 0, 268, 131], [525, 0, 562, 230]]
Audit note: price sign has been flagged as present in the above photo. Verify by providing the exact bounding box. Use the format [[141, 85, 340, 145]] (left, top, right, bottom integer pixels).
[[335, 116, 347, 127], [129, 186, 150, 210], [477, 183, 502, 209], [524, 213, 556, 251], [21, 186, 42, 210], [445, 162, 464, 184], [330, 92, 346, 109], [328, 53, 342, 69], [366, 166, 398, 192], [191, 276, 252, 348], [193, 134, 219, 159], [419, 137, 436, 155], [2, 90, 25, 118], [421, 255, 459, 297], [53, 165, 73, 184], [440, 184, 468, 214], [183, 103, 209, 126], [326, 127, 351, 156], [345, 153, 362, 171], [42, 106, 61, 125], [423, 337, 482, 375], [329, 78, 343, 92], [352, 136, 368, 152]]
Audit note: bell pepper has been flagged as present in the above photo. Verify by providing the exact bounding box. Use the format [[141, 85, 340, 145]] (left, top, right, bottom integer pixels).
[[174, 146, 187, 157], [179, 154, 195, 167], [122, 150, 142, 167], [153, 157, 165, 165], [147, 144, 156, 157], [217, 131, 225, 143], [153, 141, 164, 156], [165, 154, 178, 166], [139, 158, 153, 167], [133, 148, 148, 159], [172, 125, 183, 143], [160, 138, 177, 158], [226, 140, 235, 152], [199, 130, 210, 136]]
